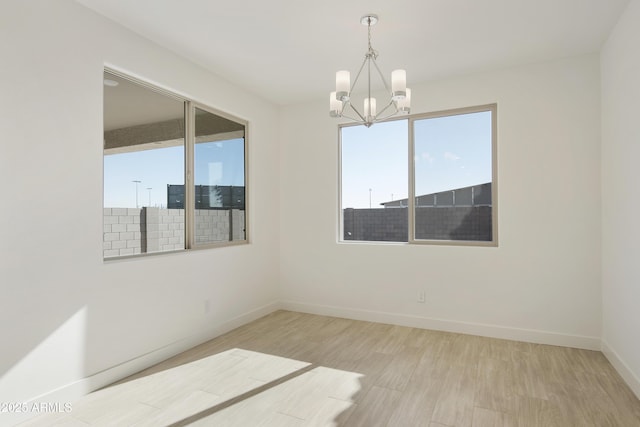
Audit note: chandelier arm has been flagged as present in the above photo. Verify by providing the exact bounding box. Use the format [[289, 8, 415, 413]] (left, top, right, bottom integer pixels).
[[340, 112, 364, 124], [350, 56, 369, 94], [373, 99, 397, 120], [367, 49, 372, 105], [373, 102, 400, 122], [345, 102, 367, 123], [371, 58, 391, 93]]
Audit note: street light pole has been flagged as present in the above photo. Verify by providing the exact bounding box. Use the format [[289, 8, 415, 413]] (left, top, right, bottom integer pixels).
[[132, 180, 141, 208], [146, 187, 152, 207]]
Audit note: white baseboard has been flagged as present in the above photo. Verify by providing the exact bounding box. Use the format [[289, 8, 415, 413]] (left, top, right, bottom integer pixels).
[[4, 301, 280, 427], [280, 300, 602, 350], [601, 340, 640, 400]]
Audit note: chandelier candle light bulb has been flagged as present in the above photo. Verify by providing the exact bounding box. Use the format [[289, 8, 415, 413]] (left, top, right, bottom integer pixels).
[[329, 14, 411, 127], [330, 91, 343, 117], [336, 71, 351, 101], [397, 88, 411, 113], [364, 97, 376, 119], [391, 70, 407, 99]]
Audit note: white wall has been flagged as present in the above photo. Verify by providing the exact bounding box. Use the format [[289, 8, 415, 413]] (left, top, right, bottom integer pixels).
[[0, 0, 280, 420], [280, 54, 602, 349], [601, 0, 640, 398]]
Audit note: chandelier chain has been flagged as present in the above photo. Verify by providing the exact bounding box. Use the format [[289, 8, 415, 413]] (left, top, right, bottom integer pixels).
[[366, 18, 377, 59]]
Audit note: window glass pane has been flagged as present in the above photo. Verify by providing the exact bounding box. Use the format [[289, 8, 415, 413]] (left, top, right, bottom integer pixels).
[[413, 110, 493, 241], [341, 120, 408, 242], [193, 107, 246, 244], [103, 71, 185, 258]]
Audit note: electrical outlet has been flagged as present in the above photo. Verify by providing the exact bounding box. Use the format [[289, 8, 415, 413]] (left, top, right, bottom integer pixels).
[[418, 291, 426, 303]]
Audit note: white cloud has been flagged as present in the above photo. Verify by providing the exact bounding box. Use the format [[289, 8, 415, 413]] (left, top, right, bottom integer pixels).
[[444, 151, 460, 161], [421, 152, 434, 163]]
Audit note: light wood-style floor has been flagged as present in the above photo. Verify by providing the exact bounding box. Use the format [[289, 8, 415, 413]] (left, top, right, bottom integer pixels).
[[21, 310, 640, 426]]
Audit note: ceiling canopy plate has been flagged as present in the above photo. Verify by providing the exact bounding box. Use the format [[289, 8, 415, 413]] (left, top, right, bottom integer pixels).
[[360, 14, 378, 26]]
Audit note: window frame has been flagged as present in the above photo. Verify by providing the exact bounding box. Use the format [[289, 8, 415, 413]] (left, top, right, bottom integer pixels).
[[103, 67, 249, 260], [338, 103, 497, 246]]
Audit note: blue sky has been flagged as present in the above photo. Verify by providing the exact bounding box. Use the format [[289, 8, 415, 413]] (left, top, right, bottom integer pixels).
[[341, 120, 408, 209], [341, 111, 492, 209], [104, 138, 244, 208], [414, 111, 492, 195]]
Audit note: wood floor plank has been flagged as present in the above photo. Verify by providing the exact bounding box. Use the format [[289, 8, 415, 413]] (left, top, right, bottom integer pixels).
[[386, 373, 442, 426], [430, 358, 478, 427], [372, 324, 413, 355], [271, 367, 360, 420], [414, 333, 456, 381], [448, 333, 483, 366], [471, 407, 508, 427], [342, 385, 402, 427], [351, 351, 394, 402], [537, 344, 583, 390], [132, 390, 222, 427], [404, 326, 435, 348], [305, 396, 356, 426], [474, 357, 514, 414], [478, 337, 514, 362], [16, 413, 88, 427], [510, 395, 564, 427], [313, 317, 354, 343], [375, 345, 424, 391], [314, 320, 383, 371], [596, 373, 640, 423], [510, 350, 548, 400]]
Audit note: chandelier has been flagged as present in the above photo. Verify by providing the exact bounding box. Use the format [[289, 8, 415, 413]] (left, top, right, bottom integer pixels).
[[330, 14, 411, 127]]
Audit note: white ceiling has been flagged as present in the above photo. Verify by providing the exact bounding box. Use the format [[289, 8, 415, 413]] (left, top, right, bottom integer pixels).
[[79, 0, 629, 106]]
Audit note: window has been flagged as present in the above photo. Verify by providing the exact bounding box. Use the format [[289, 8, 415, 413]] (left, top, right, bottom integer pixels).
[[103, 70, 247, 259], [341, 120, 408, 242], [193, 107, 246, 245], [340, 104, 496, 245]]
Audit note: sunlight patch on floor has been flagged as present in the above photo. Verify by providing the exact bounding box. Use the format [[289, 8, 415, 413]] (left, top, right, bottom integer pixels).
[[19, 349, 362, 426]]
